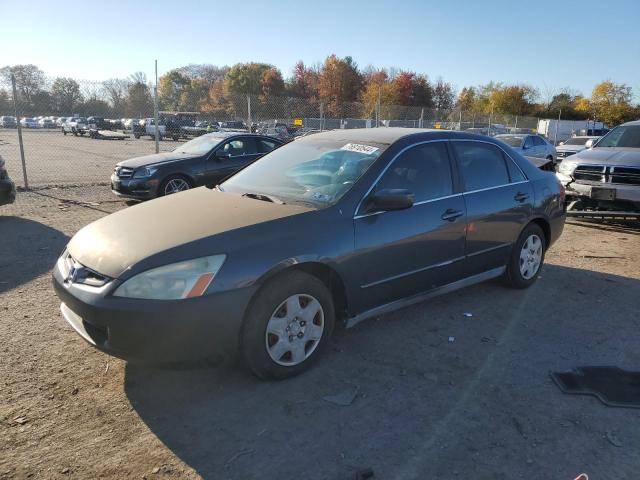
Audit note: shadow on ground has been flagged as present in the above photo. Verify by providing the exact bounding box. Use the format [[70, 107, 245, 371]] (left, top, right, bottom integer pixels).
[[124, 264, 640, 479], [0, 216, 68, 293]]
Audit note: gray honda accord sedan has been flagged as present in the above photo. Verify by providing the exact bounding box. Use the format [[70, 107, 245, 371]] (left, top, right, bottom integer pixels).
[[53, 128, 565, 379]]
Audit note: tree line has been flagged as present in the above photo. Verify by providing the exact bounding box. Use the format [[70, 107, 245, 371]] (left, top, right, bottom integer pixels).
[[1, 58, 639, 126]]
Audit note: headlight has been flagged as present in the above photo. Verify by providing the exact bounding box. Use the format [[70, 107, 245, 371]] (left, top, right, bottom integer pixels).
[[113, 254, 226, 300], [133, 167, 158, 178], [558, 162, 577, 175]]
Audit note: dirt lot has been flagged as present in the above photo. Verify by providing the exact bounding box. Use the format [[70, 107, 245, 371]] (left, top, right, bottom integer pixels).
[[1, 187, 640, 480], [0, 129, 178, 187]]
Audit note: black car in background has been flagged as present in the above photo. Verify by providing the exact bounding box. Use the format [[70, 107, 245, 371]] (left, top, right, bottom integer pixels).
[[111, 132, 283, 200]]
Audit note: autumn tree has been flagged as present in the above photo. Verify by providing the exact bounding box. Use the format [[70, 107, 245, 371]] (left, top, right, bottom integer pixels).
[[456, 87, 477, 112], [589, 80, 634, 126], [50, 77, 83, 114], [490, 84, 537, 116], [102, 78, 130, 115], [126, 80, 152, 117], [225, 63, 273, 96], [262, 68, 285, 97], [432, 78, 454, 113], [360, 69, 400, 117], [0, 64, 45, 105], [158, 70, 191, 111], [318, 55, 363, 116], [393, 71, 433, 107]]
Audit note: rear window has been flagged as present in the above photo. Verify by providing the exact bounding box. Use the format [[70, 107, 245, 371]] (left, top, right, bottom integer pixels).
[[563, 137, 590, 146], [497, 136, 524, 148]]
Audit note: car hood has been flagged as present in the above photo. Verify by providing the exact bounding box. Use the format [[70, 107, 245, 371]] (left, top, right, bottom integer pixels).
[[117, 152, 200, 169], [67, 188, 312, 278], [556, 145, 582, 152], [567, 147, 640, 166]]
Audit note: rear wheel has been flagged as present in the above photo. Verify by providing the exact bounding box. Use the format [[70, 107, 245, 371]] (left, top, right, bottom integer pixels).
[[62, 128, 67, 136], [242, 271, 335, 379], [504, 223, 545, 288], [159, 175, 192, 197]]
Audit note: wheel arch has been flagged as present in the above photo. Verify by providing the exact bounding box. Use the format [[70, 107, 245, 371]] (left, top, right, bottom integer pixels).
[[527, 216, 551, 250], [255, 261, 350, 323]]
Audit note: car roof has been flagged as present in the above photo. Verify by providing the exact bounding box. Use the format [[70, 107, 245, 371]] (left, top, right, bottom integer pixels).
[[297, 127, 440, 145], [495, 133, 529, 138], [621, 119, 640, 126]]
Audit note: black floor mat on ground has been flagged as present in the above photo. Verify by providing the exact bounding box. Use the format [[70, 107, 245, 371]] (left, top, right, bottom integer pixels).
[[551, 367, 640, 409]]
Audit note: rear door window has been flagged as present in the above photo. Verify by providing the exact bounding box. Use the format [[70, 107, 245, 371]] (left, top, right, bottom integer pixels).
[[257, 138, 278, 153], [222, 138, 257, 156], [533, 136, 546, 147], [452, 142, 510, 191]]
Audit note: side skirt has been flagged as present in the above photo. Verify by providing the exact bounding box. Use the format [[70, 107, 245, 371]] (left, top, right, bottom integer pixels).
[[345, 266, 506, 329]]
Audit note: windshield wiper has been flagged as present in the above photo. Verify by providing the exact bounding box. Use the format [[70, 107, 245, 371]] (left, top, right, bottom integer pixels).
[[242, 192, 285, 204]]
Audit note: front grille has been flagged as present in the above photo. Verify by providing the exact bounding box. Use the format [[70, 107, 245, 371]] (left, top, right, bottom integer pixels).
[[115, 166, 134, 178], [573, 165, 606, 182], [59, 251, 110, 287], [610, 166, 640, 186], [573, 164, 640, 186]]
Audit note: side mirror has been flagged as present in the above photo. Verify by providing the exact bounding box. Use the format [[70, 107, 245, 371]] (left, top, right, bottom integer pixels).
[[216, 150, 231, 161], [585, 139, 595, 149], [366, 188, 414, 213]]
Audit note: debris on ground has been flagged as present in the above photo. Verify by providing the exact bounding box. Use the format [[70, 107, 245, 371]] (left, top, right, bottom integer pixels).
[[463, 312, 473, 317], [448, 336, 455, 343], [323, 387, 359, 406], [13, 416, 28, 425], [225, 448, 254, 466], [354, 467, 375, 479], [606, 431, 623, 447]]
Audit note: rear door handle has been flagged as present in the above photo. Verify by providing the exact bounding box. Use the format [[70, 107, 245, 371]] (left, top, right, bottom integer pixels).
[[441, 209, 463, 221], [514, 192, 530, 202]]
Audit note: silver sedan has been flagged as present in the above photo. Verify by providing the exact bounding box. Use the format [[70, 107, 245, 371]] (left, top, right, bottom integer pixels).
[[495, 134, 557, 163]]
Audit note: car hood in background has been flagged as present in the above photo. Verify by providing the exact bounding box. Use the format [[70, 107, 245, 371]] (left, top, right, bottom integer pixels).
[[117, 152, 200, 169], [67, 188, 312, 278], [567, 147, 640, 166]]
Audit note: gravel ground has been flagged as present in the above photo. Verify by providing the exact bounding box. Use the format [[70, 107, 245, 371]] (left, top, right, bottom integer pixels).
[[0, 129, 179, 188], [1, 187, 640, 480]]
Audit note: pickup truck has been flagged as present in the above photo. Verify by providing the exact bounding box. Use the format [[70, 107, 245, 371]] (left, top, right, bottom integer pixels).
[[134, 118, 166, 140], [62, 117, 88, 136]]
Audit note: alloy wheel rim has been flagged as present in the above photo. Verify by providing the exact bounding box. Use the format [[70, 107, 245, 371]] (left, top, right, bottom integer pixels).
[[265, 294, 324, 366], [519, 234, 542, 280], [164, 178, 190, 195]]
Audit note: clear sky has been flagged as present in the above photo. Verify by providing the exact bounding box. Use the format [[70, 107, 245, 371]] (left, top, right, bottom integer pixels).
[[2, 0, 638, 99]]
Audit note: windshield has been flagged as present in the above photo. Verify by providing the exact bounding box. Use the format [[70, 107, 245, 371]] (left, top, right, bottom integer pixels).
[[563, 137, 591, 146], [596, 125, 640, 148], [174, 134, 225, 155], [222, 138, 386, 206], [496, 135, 524, 147]]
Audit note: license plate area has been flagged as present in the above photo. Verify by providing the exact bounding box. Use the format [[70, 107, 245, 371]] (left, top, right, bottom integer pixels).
[[590, 187, 616, 200]]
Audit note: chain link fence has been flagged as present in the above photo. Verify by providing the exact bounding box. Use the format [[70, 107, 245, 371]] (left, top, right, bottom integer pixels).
[[1, 75, 587, 191]]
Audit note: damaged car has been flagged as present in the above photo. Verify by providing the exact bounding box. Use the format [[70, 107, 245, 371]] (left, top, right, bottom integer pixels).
[[557, 120, 640, 212]]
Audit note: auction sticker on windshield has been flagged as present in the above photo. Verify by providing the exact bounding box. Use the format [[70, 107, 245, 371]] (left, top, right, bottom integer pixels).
[[341, 143, 379, 155]]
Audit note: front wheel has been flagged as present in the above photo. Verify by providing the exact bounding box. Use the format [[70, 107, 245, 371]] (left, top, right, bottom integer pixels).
[[504, 223, 546, 288], [62, 128, 67, 136], [242, 271, 335, 379], [158, 175, 192, 197]]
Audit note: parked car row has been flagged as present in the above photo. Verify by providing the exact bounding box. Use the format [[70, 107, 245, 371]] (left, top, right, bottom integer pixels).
[[54, 128, 566, 379]]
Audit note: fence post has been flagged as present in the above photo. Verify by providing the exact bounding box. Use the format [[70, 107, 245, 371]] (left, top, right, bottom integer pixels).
[[458, 109, 462, 131], [515, 115, 518, 131], [11, 74, 28, 189], [419, 108, 424, 128], [553, 109, 561, 145], [319, 102, 324, 132], [153, 59, 159, 154], [488, 105, 493, 136], [246, 94, 251, 131]]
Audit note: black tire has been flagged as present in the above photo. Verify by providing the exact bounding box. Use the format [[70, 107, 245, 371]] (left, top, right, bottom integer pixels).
[[158, 174, 193, 197], [242, 270, 335, 380], [504, 223, 546, 289], [62, 128, 67, 136], [134, 133, 141, 139], [72, 128, 77, 136], [172, 135, 179, 141]]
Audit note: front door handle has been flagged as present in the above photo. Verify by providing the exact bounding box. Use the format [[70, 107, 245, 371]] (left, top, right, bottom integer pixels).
[[514, 192, 530, 202], [441, 209, 463, 221]]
